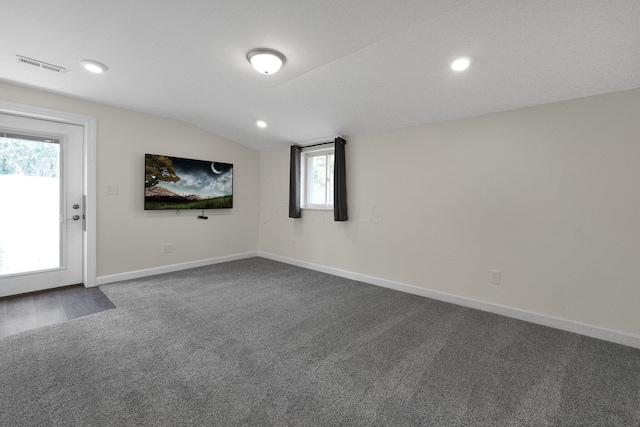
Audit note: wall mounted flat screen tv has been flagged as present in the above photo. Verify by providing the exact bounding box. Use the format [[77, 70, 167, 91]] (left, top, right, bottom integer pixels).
[[145, 154, 233, 210]]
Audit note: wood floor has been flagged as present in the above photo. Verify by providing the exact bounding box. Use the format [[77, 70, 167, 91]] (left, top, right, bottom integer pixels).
[[0, 285, 115, 339]]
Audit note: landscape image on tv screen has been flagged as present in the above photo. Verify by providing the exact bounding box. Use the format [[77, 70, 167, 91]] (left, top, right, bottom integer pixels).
[[145, 154, 233, 210]]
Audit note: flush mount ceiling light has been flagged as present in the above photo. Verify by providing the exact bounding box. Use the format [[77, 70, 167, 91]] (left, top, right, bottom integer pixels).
[[247, 48, 286, 74], [256, 120, 268, 128], [451, 57, 471, 71], [80, 59, 108, 73]]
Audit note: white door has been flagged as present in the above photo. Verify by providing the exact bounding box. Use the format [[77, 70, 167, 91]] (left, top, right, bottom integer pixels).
[[0, 113, 84, 297]]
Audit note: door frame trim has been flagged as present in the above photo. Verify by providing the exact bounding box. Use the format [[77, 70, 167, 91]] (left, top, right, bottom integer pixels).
[[0, 100, 97, 287]]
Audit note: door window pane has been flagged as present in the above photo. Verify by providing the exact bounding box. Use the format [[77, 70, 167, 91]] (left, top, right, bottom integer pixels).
[[0, 135, 61, 276]]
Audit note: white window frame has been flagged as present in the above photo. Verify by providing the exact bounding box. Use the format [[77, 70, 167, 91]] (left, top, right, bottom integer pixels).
[[301, 146, 334, 210]]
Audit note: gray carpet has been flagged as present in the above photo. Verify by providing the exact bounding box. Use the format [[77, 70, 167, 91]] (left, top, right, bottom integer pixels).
[[1, 258, 639, 426]]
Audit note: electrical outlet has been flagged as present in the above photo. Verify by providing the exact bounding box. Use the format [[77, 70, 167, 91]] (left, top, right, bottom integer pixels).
[[491, 270, 501, 285], [162, 244, 173, 254], [106, 185, 118, 195]]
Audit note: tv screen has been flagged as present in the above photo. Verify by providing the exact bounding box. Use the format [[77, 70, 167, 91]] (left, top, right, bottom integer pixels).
[[145, 154, 233, 210]]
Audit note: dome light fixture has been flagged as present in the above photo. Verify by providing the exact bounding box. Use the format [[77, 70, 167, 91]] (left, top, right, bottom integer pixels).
[[247, 48, 286, 75], [451, 57, 471, 71], [256, 120, 268, 128], [80, 59, 108, 73]]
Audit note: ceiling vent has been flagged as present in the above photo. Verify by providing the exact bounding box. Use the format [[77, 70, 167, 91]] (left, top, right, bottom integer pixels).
[[16, 55, 66, 73]]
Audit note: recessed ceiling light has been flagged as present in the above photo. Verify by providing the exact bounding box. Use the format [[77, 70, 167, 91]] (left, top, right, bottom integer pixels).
[[247, 48, 286, 75], [451, 57, 471, 71], [256, 120, 267, 128], [80, 59, 108, 73]]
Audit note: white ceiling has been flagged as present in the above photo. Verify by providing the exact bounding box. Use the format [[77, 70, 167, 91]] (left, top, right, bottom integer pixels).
[[1, 0, 639, 151]]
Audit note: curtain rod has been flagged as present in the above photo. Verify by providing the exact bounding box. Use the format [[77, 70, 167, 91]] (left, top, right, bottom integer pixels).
[[300, 141, 333, 149], [295, 137, 346, 150]]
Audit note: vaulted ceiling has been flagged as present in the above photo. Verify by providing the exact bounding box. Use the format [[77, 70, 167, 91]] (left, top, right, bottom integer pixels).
[[1, 0, 639, 151]]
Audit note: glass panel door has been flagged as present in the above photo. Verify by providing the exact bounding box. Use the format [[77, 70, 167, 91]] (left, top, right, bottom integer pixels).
[[0, 113, 84, 297]]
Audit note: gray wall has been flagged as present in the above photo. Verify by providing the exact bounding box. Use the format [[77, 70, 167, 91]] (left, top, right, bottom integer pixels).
[[259, 88, 640, 338], [0, 81, 260, 278]]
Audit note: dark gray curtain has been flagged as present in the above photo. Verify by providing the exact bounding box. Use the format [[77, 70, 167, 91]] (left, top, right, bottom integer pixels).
[[289, 145, 301, 218], [334, 137, 348, 221]]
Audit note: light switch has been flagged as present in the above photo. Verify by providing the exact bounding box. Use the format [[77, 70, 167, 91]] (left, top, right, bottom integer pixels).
[[491, 270, 501, 285]]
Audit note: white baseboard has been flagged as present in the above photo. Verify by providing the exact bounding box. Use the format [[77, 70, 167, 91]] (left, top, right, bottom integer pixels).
[[96, 252, 258, 286], [258, 252, 640, 350]]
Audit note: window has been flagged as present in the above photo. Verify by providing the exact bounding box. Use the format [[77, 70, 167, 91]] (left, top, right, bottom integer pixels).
[[302, 147, 334, 209]]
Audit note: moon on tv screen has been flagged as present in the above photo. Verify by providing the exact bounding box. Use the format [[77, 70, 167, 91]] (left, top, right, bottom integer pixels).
[[211, 163, 222, 174]]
